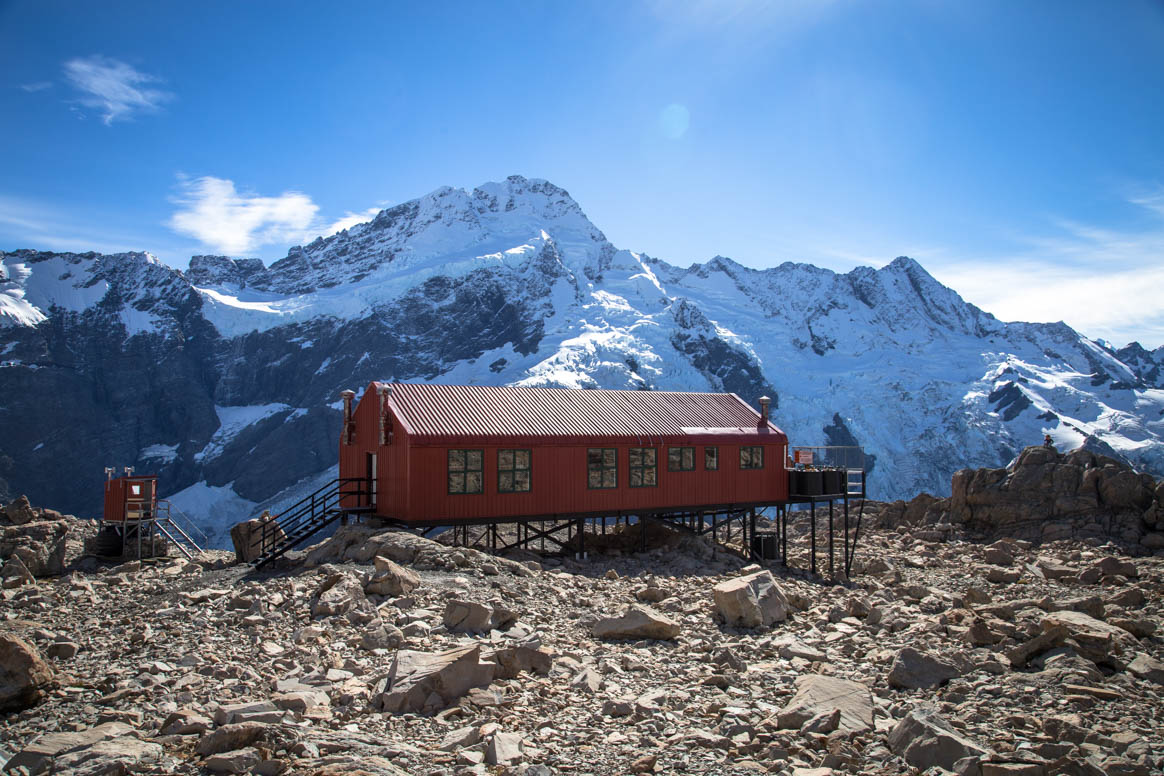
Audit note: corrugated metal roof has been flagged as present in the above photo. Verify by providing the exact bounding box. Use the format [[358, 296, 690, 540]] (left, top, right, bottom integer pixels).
[[376, 383, 782, 440]]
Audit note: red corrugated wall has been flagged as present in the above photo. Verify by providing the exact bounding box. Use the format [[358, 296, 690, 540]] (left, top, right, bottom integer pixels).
[[339, 382, 789, 524]]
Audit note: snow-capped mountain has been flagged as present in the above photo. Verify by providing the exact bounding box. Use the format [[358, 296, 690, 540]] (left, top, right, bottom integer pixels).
[[2, 175, 1163, 547]]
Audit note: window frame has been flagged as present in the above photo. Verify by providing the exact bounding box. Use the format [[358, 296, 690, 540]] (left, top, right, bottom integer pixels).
[[448, 448, 484, 495], [705, 446, 719, 471], [497, 448, 532, 493], [587, 447, 618, 489], [668, 446, 696, 472], [628, 447, 658, 488], [740, 445, 765, 470]]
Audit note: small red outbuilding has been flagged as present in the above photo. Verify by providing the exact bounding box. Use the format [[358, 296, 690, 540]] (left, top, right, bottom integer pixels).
[[339, 382, 789, 526]]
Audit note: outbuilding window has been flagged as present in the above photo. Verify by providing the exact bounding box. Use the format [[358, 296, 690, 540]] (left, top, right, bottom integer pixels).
[[629, 447, 657, 487], [740, 446, 764, 470], [705, 446, 719, 470], [498, 449, 531, 493], [448, 449, 484, 494], [587, 448, 618, 489], [668, 446, 695, 471]]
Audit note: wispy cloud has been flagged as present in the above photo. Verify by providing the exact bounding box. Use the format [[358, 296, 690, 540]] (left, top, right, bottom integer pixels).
[[927, 193, 1164, 348], [323, 208, 382, 236], [63, 55, 171, 125], [169, 177, 319, 255], [19, 81, 53, 93], [167, 176, 383, 256]]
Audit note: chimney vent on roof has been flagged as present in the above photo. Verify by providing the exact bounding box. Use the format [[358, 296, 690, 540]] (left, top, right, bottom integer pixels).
[[341, 390, 356, 445], [758, 396, 770, 425]]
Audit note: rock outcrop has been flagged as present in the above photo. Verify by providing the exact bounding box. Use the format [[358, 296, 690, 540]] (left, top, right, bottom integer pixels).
[[870, 446, 1164, 552], [229, 513, 286, 563]]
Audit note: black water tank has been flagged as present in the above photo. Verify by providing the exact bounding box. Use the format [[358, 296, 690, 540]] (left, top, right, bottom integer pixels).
[[801, 470, 823, 496], [823, 469, 845, 495]]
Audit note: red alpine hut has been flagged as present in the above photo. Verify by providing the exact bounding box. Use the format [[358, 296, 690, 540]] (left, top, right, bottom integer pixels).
[[338, 382, 789, 525], [103, 473, 158, 523]]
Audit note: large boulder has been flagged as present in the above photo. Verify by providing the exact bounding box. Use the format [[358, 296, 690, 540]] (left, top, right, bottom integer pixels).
[[365, 555, 420, 596], [888, 706, 990, 771], [1, 520, 67, 577], [771, 675, 874, 735], [592, 605, 680, 640], [229, 513, 286, 563], [373, 645, 496, 714], [712, 570, 789, 627], [443, 599, 516, 633], [0, 632, 55, 712], [888, 647, 961, 690], [2, 495, 38, 525], [310, 572, 368, 618]]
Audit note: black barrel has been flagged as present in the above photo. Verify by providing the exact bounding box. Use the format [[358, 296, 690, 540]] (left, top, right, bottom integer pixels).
[[788, 469, 805, 496], [822, 469, 845, 495], [800, 470, 823, 496], [751, 533, 779, 560]]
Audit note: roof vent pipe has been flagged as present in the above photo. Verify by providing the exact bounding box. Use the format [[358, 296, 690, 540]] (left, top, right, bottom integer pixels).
[[377, 384, 392, 446], [341, 390, 355, 446], [758, 396, 770, 426]]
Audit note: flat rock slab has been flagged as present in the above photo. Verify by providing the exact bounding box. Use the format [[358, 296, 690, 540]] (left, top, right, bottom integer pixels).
[[888, 706, 990, 772], [4, 721, 136, 774], [1041, 610, 1133, 665], [374, 645, 496, 714], [1127, 654, 1164, 685], [773, 675, 874, 735], [888, 646, 960, 689], [592, 604, 679, 640]]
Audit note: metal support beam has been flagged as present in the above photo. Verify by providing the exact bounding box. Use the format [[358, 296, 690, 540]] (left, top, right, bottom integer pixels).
[[810, 501, 817, 576]]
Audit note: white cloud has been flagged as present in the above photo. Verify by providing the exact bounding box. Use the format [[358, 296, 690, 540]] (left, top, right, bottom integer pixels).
[[169, 177, 320, 256], [63, 55, 171, 125], [322, 208, 381, 237], [167, 176, 385, 255], [19, 82, 53, 93], [927, 194, 1164, 349]]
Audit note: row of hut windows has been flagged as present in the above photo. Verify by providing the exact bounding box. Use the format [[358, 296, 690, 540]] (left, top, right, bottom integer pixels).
[[447, 446, 764, 495]]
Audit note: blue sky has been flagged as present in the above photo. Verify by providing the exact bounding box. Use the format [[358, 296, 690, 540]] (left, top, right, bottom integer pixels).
[[2, 1, 1163, 347]]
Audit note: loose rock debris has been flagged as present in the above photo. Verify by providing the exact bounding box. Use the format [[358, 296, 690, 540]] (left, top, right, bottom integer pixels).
[[1, 494, 1162, 775]]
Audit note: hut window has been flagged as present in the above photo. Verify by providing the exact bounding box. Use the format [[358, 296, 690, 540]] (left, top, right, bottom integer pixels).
[[448, 449, 484, 494], [705, 446, 719, 470], [628, 447, 657, 487], [668, 446, 695, 472], [587, 448, 618, 489], [740, 446, 764, 470], [498, 449, 531, 493]]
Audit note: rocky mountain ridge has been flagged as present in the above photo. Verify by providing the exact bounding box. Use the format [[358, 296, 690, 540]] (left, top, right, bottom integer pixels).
[[2, 175, 1163, 546]]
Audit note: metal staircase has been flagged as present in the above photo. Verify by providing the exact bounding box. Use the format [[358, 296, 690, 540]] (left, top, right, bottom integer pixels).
[[155, 503, 207, 560], [253, 478, 371, 569]]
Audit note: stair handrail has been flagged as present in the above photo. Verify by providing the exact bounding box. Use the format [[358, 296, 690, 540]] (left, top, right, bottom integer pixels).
[[256, 477, 370, 561], [158, 515, 203, 553], [154, 520, 196, 560], [160, 502, 210, 546]]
